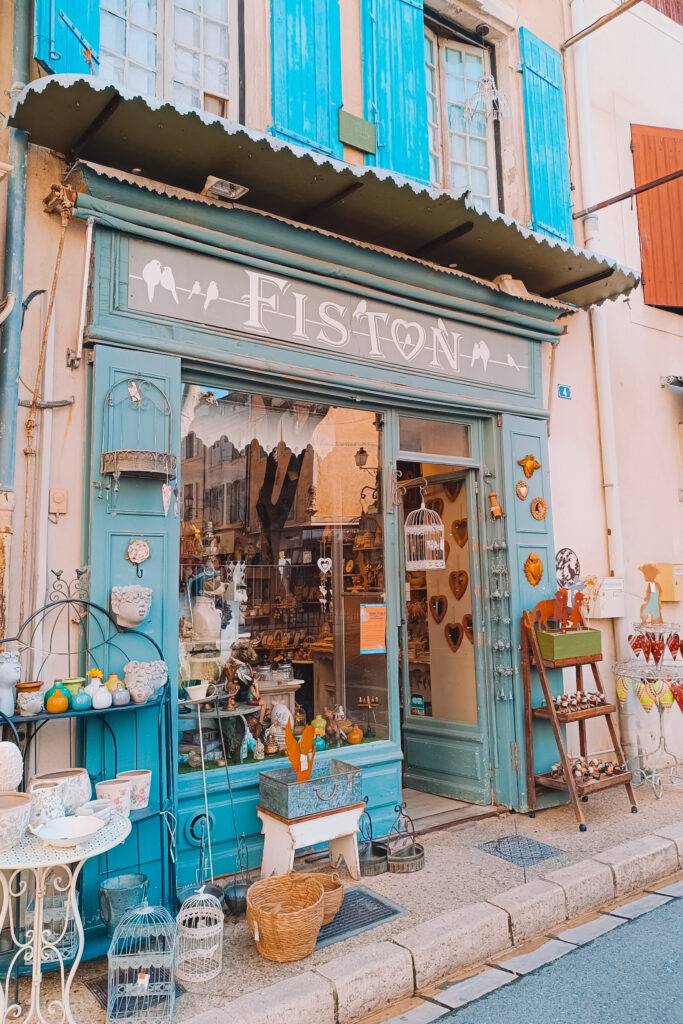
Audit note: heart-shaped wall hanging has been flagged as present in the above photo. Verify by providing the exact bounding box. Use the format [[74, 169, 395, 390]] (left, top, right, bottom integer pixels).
[[427, 498, 444, 518], [462, 613, 474, 644], [449, 570, 469, 601], [317, 557, 332, 574], [444, 479, 464, 503], [445, 622, 464, 653], [429, 595, 448, 624], [452, 519, 468, 548], [444, 541, 450, 562]]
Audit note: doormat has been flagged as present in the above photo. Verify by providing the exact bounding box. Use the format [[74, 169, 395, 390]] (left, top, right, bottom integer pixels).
[[316, 886, 405, 949], [478, 835, 563, 867], [84, 973, 186, 1013]]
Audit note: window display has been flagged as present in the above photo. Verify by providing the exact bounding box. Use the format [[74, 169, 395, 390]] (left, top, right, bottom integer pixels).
[[178, 387, 388, 771]]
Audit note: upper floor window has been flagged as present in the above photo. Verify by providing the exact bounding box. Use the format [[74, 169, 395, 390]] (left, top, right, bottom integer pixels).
[[425, 29, 498, 210], [99, 0, 235, 117]]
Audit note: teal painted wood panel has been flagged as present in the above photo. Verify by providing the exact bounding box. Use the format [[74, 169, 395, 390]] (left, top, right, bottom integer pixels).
[[361, 0, 430, 182], [501, 414, 565, 809], [270, 0, 343, 157], [519, 28, 573, 243], [34, 0, 100, 74], [81, 343, 180, 928]]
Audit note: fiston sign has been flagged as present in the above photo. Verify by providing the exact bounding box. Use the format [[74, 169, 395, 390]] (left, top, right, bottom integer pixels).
[[127, 239, 530, 391]]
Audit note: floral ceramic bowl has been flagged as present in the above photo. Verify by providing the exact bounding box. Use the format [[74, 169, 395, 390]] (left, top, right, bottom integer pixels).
[[116, 770, 152, 810], [29, 768, 91, 815], [0, 792, 32, 850]]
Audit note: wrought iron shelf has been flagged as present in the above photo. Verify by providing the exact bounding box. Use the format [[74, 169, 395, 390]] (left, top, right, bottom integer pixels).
[[9, 693, 164, 726]]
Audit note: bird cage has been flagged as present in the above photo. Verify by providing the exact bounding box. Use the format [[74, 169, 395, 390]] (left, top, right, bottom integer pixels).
[[107, 905, 177, 1024], [175, 889, 223, 987], [404, 495, 446, 571]]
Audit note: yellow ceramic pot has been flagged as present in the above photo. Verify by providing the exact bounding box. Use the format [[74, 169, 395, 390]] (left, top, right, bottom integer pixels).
[[346, 724, 364, 745], [105, 673, 122, 694]]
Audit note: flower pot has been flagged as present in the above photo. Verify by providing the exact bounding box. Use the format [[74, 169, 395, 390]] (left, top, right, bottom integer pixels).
[[27, 780, 65, 829], [62, 678, 85, 700], [30, 768, 91, 814], [116, 769, 152, 810], [110, 585, 153, 629], [0, 792, 32, 850], [96, 778, 132, 817]]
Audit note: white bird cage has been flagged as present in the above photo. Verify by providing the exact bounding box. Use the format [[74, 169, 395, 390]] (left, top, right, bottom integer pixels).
[[175, 889, 223, 987], [404, 495, 446, 571], [107, 905, 177, 1024]]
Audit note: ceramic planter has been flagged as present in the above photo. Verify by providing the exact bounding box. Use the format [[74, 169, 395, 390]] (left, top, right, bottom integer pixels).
[[110, 585, 153, 629], [95, 778, 132, 817], [124, 660, 168, 703], [0, 741, 24, 791], [0, 652, 20, 718], [31, 768, 91, 814], [27, 780, 65, 829], [116, 769, 152, 810], [0, 792, 32, 850], [17, 691, 44, 717], [111, 684, 131, 707], [62, 678, 85, 700], [71, 689, 93, 712]]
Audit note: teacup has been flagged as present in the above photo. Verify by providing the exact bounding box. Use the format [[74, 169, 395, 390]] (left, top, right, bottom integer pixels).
[[95, 778, 132, 817], [185, 681, 216, 702]]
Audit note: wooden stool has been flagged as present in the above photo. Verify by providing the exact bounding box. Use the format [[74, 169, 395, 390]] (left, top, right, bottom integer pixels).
[[257, 803, 364, 879]]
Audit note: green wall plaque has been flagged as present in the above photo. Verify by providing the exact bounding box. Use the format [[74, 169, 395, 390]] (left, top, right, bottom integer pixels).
[[338, 108, 377, 154]]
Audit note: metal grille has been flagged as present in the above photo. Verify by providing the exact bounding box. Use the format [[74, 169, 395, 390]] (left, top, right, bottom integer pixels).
[[316, 886, 405, 948], [84, 975, 185, 1013], [478, 835, 563, 867]]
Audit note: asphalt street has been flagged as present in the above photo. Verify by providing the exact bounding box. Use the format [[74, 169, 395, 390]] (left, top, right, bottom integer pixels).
[[441, 899, 683, 1024]]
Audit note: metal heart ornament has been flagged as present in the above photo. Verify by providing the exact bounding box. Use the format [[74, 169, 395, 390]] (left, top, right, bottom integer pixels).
[[317, 557, 332, 574]]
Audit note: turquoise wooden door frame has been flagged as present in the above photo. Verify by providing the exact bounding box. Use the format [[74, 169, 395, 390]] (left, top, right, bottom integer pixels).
[[401, 468, 492, 803]]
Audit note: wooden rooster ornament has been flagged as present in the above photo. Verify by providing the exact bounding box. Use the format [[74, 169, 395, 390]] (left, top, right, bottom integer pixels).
[[285, 720, 316, 782]]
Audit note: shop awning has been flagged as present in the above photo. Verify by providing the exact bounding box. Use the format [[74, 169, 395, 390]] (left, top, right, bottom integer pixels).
[[11, 74, 639, 309]]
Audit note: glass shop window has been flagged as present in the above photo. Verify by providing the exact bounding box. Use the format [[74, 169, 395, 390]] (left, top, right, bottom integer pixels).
[[99, 0, 236, 118], [399, 415, 470, 459], [178, 387, 388, 772]]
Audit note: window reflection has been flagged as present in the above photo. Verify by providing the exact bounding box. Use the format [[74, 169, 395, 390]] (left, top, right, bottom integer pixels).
[[178, 388, 388, 771]]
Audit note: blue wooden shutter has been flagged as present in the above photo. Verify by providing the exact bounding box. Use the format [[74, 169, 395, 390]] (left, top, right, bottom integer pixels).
[[81, 342, 180, 931], [361, 0, 430, 182], [34, 0, 100, 74], [519, 28, 573, 243], [270, 0, 343, 158]]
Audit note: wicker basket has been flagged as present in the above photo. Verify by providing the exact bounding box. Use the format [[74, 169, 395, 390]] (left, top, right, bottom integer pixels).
[[298, 871, 344, 925], [246, 873, 324, 962]]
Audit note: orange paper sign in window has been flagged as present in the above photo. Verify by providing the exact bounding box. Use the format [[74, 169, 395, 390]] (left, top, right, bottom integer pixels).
[[360, 604, 387, 655]]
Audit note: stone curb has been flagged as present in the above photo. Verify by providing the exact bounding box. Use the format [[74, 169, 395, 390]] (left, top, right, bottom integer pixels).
[[187, 821, 683, 1024]]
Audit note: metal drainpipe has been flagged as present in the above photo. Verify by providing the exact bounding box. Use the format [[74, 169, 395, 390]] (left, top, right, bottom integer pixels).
[[0, 0, 30, 637], [569, 0, 635, 758]]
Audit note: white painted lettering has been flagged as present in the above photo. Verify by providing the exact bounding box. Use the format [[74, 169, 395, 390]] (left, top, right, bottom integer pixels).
[[243, 271, 289, 331], [429, 319, 461, 370], [317, 301, 349, 347], [390, 319, 426, 362], [292, 291, 310, 340], [354, 301, 388, 359]]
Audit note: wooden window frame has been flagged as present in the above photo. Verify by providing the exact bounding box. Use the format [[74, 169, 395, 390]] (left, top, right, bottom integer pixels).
[[99, 0, 240, 119], [424, 27, 499, 211]]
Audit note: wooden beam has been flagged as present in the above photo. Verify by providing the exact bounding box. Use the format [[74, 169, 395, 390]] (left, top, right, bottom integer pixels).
[[68, 94, 123, 160], [303, 181, 364, 218], [410, 221, 475, 258], [542, 267, 614, 299]]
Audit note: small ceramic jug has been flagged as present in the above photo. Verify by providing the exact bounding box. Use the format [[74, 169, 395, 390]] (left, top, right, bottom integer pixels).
[[111, 683, 131, 707], [91, 682, 113, 710], [72, 688, 93, 712], [44, 682, 70, 714]]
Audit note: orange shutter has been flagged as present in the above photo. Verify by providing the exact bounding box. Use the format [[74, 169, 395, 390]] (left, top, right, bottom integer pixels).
[[631, 123, 683, 309]]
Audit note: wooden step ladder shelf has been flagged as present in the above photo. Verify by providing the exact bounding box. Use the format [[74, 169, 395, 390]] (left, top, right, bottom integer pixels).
[[521, 611, 637, 832]]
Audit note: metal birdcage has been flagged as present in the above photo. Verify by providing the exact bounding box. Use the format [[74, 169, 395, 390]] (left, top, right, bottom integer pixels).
[[107, 905, 177, 1024], [404, 493, 446, 571], [175, 889, 223, 987]]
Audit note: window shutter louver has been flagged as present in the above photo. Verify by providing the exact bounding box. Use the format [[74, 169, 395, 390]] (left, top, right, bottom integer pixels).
[[270, 0, 343, 158], [34, 0, 100, 74], [631, 124, 683, 309], [361, 0, 430, 182], [519, 27, 573, 244]]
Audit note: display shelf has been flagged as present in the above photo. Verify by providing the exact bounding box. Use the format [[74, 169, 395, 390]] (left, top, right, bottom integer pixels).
[[521, 611, 637, 831], [532, 703, 617, 723], [8, 693, 163, 726]]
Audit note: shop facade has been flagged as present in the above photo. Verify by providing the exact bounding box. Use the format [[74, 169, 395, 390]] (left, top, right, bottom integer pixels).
[[71, 162, 569, 901]]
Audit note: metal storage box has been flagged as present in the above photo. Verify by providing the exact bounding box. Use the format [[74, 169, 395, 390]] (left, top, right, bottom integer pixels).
[[259, 759, 362, 820]]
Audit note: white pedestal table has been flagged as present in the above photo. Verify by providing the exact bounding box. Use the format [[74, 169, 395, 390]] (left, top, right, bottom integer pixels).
[[0, 813, 131, 1024]]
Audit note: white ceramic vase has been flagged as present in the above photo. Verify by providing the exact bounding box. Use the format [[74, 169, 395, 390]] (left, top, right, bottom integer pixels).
[[191, 595, 222, 644], [91, 681, 113, 710], [110, 585, 153, 629], [0, 741, 23, 791], [0, 652, 20, 719], [0, 792, 32, 850]]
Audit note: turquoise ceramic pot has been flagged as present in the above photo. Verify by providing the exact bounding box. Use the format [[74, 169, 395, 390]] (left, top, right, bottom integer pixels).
[[314, 735, 327, 751], [71, 689, 92, 712]]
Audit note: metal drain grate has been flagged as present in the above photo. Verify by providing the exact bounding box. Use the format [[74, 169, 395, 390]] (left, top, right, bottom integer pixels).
[[316, 886, 405, 948], [479, 835, 563, 867]]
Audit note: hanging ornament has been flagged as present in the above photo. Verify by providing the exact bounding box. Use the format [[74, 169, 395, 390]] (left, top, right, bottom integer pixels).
[[161, 482, 173, 516], [670, 682, 683, 713], [667, 632, 680, 660], [659, 685, 674, 711], [405, 489, 446, 571], [615, 676, 629, 707], [126, 539, 150, 579], [463, 25, 509, 126], [636, 681, 654, 713], [524, 552, 544, 587], [517, 453, 541, 479]]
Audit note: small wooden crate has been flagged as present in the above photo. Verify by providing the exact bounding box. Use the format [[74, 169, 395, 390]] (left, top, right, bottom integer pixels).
[[536, 628, 602, 663]]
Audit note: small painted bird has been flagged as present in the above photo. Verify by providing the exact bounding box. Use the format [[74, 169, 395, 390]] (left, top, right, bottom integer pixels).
[[204, 280, 219, 310], [517, 453, 541, 479]]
